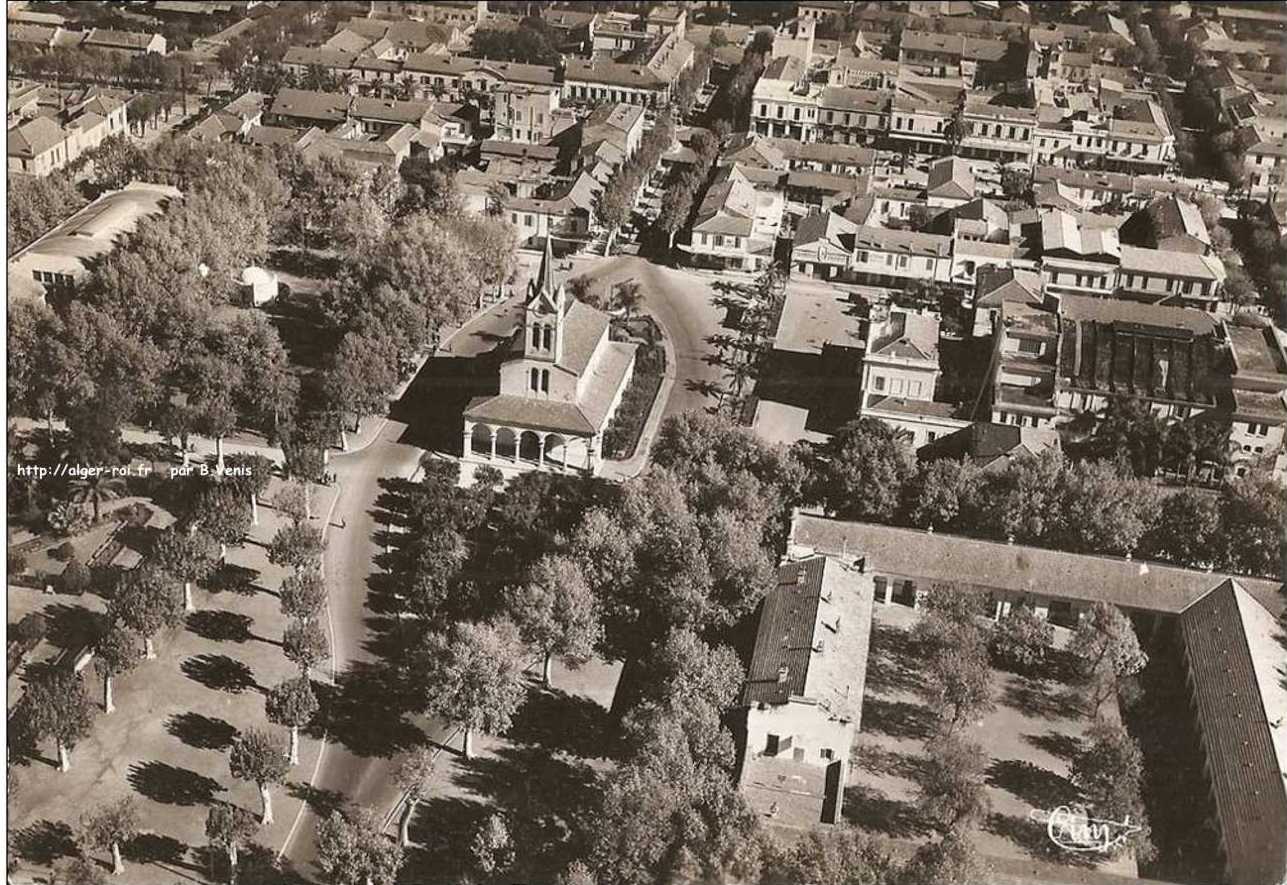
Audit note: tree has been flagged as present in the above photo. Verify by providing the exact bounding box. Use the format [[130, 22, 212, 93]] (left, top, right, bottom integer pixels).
[[613, 280, 644, 321], [760, 827, 898, 885], [283, 617, 329, 676], [925, 628, 994, 736], [229, 729, 290, 825], [916, 735, 991, 836], [68, 471, 126, 523], [151, 527, 216, 612], [93, 625, 138, 714], [807, 419, 914, 519], [315, 806, 405, 885], [595, 168, 637, 256], [1140, 488, 1221, 567], [268, 523, 324, 571], [206, 804, 260, 884], [52, 855, 109, 885], [59, 556, 91, 595], [1055, 460, 1160, 557], [197, 489, 252, 561], [419, 619, 528, 759], [393, 747, 436, 848], [471, 812, 515, 879], [79, 798, 138, 876], [470, 19, 561, 66], [1069, 602, 1148, 715], [989, 605, 1053, 674], [274, 480, 312, 525], [281, 566, 327, 621], [324, 332, 397, 435], [24, 667, 95, 771], [505, 555, 602, 687], [1218, 476, 1286, 578], [109, 566, 184, 660], [656, 177, 697, 256], [1070, 721, 1152, 860], [223, 453, 275, 526], [899, 833, 988, 885], [904, 458, 980, 530], [266, 676, 318, 766]]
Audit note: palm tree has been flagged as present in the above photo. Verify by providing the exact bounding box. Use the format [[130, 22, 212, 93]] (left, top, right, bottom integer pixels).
[[69, 472, 126, 523], [613, 281, 643, 322]]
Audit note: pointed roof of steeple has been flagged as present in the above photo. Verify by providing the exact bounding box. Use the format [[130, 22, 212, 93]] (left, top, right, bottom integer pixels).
[[526, 235, 561, 312]]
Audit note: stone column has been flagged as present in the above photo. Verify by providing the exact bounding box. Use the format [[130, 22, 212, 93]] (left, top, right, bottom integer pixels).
[[462, 421, 473, 459], [537, 432, 548, 468], [488, 427, 496, 461]]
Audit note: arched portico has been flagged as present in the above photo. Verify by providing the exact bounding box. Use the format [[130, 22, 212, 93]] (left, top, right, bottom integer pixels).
[[462, 420, 597, 474]]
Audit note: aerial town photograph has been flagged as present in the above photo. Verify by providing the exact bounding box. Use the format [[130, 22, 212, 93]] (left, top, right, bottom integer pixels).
[[3, 0, 1286, 884]]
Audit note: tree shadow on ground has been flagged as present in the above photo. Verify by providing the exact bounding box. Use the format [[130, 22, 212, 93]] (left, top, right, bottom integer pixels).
[[842, 784, 929, 839], [128, 760, 224, 806], [984, 812, 1097, 867], [311, 661, 424, 758], [41, 602, 105, 652], [166, 711, 239, 751], [193, 840, 309, 885], [1001, 675, 1085, 721], [506, 685, 619, 760], [122, 832, 200, 876], [444, 744, 600, 882], [186, 610, 257, 644], [286, 781, 346, 818], [11, 819, 76, 865], [986, 758, 1079, 808], [205, 562, 262, 596], [1023, 730, 1082, 762], [863, 624, 925, 696], [850, 743, 931, 784], [181, 654, 259, 694], [861, 697, 935, 740]]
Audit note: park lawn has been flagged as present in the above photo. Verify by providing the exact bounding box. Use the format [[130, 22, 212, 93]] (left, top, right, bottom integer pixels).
[[9, 478, 339, 885], [404, 656, 623, 884], [845, 604, 1139, 879]]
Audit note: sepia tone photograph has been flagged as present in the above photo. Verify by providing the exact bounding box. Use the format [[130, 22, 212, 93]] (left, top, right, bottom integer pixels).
[[4, 1, 1286, 883]]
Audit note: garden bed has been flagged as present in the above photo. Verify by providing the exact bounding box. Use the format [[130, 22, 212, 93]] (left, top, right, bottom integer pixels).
[[603, 340, 667, 461]]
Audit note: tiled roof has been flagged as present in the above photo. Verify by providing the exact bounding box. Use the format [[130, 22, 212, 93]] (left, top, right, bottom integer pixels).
[[791, 516, 1285, 615], [282, 46, 358, 69], [1119, 245, 1225, 282], [975, 266, 1043, 308], [1059, 293, 1218, 335], [269, 88, 350, 123], [927, 156, 975, 200], [7, 116, 65, 158], [1178, 581, 1287, 885], [851, 225, 952, 258]]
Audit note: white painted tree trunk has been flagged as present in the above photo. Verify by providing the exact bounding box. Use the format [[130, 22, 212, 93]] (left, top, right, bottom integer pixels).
[[304, 485, 313, 521], [111, 842, 123, 876], [104, 675, 114, 714], [463, 728, 474, 760], [259, 784, 273, 825], [543, 652, 553, 688], [145, 636, 156, 660], [251, 493, 259, 527], [604, 227, 616, 257], [216, 437, 226, 474], [288, 725, 299, 766], [57, 742, 70, 772], [228, 842, 238, 883], [400, 798, 417, 848], [339, 429, 349, 452], [220, 543, 228, 562], [184, 581, 194, 613]]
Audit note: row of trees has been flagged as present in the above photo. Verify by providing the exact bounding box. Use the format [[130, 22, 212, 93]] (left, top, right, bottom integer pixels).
[[653, 128, 721, 256], [595, 112, 678, 255], [7, 173, 87, 256], [805, 418, 1286, 577]]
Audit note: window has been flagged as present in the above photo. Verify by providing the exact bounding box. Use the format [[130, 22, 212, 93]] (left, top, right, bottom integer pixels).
[[926, 431, 937, 442], [857, 250, 870, 263], [892, 378, 905, 395], [1019, 338, 1041, 355], [529, 368, 539, 391], [897, 255, 909, 269], [531, 326, 541, 348], [820, 748, 835, 761], [873, 375, 886, 392], [874, 576, 888, 600], [909, 381, 922, 397], [541, 370, 550, 393], [542, 327, 552, 350], [525, 214, 534, 227], [925, 257, 933, 270]]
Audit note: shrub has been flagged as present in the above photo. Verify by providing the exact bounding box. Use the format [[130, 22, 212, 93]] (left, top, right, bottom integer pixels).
[[13, 612, 48, 644], [989, 605, 1054, 674], [47, 501, 89, 536], [8, 549, 29, 575], [52, 541, 77, 563], [59, 557, 91, 595]]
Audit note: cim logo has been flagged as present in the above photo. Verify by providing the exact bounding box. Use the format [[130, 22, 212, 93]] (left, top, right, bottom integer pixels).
[[1029, 805, 1142, 854]]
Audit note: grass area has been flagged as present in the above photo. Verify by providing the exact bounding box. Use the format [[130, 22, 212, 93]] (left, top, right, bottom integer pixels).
[[845, 605, 1138, 878], [7, 476, 338, 885]]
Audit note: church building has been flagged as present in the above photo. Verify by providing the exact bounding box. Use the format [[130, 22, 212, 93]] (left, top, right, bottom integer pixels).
[[460, 238, 638, 475]]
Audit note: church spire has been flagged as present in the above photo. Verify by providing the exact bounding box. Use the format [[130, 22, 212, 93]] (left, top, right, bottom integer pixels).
[[529, 235, 556, 303]]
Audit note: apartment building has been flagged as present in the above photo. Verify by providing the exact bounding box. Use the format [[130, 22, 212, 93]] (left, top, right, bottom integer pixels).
[[751, 55, 823, 142]]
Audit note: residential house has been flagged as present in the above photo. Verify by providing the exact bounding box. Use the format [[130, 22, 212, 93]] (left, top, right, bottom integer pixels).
[[735, 554, 873, 829], [82, 28, 167, 57], [1243, 135, 1287, 197], [1117, 246, 1228, 314], [886, 88, 957, 156], [492, 84, 560, 143], [562, 28, 694, 107], [859, 306, 970, 447], [751, 55, 823, 142], [897, 30, 1009, 85], [818, 86, 891, 146], [503, 170, 599, 246], [7, 93, 128, 176], [457, 238, 637, 477], [682, 165, 784, 272], [918, 420, 1060, 470], [1224, 324, 1287, 481], [926, 156, 976, 208], [1119, 195, 1212, 255], [958, 102, 1036, 162]]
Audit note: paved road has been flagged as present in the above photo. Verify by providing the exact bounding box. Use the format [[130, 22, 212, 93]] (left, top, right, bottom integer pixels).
[[277, 254, 727, 877]]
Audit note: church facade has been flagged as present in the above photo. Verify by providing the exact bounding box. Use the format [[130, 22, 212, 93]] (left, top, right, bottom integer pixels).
[[461, 238, 638, 476]]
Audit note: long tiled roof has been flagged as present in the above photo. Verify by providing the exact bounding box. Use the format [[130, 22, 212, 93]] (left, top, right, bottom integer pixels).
[[1179, 581, 1287, 885], [792, 515, 1285, 614]]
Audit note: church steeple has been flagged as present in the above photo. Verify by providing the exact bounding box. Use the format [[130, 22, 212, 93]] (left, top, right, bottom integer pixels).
[[523, 236, 564, 364]]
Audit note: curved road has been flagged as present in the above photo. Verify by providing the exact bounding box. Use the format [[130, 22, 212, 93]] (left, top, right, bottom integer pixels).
[[278, 256, 725, 878]]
